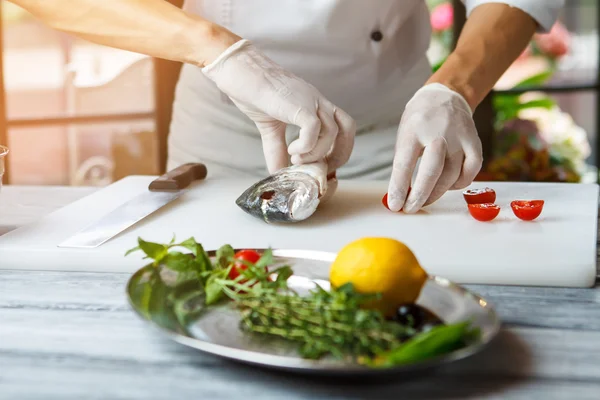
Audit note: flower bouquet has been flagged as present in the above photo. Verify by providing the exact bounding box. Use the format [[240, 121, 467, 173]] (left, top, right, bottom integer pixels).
[[476, 74, 591, 183]]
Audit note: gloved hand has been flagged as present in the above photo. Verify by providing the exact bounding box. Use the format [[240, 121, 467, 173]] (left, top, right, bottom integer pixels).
[[202, 39, 356, 174], [387, 83, 483, 213]]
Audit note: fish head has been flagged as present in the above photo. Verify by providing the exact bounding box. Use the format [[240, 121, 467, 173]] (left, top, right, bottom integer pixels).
[[235, 170, 322, 223]]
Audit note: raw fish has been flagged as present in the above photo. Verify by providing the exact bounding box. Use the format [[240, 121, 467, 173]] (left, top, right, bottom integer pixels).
[[235, 161, 337, 223]]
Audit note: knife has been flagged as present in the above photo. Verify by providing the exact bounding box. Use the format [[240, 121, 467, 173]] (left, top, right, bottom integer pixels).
[[58, 162, 207, 249]]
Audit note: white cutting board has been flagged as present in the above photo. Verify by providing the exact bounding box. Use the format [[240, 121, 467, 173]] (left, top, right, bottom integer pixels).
[[0, 176, 598, 287]]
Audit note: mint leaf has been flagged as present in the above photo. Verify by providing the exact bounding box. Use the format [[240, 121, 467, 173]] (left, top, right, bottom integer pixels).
[[205, 270, 228, 305], [162, 252, 196, 272], [255, 248, 273, 269], [177, 237, 201, 255], [124, 246, 140, 257], [216, 244, 235, 269], [137, 238, 168, 263], [176, 270, 201, 284], [165, 237, 214, 276], [175, 238, 213, 272], [194, 242, 213, 274], [199, 271, 213, 280]]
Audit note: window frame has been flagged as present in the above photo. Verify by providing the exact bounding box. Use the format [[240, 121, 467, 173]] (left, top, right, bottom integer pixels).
[[0, 4, 7, 185], [0, 0, 184, 184]]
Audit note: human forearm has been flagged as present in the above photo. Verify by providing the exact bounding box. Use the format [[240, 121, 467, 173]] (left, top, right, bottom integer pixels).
[[8, 1, 356, 173], [427, 3, 538, 110], [8, 0, 241, 67]]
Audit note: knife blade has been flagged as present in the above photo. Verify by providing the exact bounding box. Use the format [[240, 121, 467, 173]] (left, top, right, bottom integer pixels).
[[58, 162, 207, 249]]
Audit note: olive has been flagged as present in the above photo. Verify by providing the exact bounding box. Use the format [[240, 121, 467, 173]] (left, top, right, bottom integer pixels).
[[394, 304, 444, 330], [394, 304, 425, 327]]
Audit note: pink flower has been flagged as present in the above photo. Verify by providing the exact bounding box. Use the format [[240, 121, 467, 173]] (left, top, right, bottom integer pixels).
[[430, 3, 454, 33], [534, 22, 571, 58]]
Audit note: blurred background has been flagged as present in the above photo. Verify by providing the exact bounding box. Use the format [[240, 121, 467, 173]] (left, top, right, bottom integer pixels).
[[0, 0, 598, 186], [428, 0, 598, 185]]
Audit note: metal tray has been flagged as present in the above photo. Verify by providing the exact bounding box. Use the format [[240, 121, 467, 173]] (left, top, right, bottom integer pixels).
[[126, 249, 500, 375]]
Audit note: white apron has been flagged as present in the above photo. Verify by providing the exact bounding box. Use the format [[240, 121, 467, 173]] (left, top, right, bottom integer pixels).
[[168, 0, 433, 180]]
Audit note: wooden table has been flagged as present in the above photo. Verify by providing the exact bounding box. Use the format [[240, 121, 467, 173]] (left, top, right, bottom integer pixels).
[[1, 186, 599, 399]]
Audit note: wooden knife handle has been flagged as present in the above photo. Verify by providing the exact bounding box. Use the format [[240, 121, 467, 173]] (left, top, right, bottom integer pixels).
[[148, 163, 207, 192]]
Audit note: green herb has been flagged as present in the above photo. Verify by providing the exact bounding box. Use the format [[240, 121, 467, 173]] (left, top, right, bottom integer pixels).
[[254, 248, 273, 270], [125, 237, 167, 261], [126, 236, 213, 283], [205, 268, 230, 305], [367, 321, 481, 367], [232, 284, 413, 360], [160, 252, 196, 272], [215, 244, 235, 269], [127, 236, 482, 367]]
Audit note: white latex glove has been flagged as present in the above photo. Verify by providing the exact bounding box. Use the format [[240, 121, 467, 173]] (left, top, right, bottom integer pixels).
[[201, 39, 356, 174], [387, 83, 483, 213]]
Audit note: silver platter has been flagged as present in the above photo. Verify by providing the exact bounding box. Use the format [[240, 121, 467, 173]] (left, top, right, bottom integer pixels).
[[126, 249, 501, 375]]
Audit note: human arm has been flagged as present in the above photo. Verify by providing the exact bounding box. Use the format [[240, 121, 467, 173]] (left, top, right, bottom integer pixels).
[[386, 1, 564, 213], [432, 0, 563, 110], [8, 0, 239, 67], [8, 0, 356, 173]]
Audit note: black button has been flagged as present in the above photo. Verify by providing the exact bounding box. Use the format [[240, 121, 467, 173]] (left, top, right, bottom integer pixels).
[[371, 30, 383, 42]]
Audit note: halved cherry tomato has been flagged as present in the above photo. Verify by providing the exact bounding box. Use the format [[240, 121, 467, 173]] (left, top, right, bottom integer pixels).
[[510, 200, 544, 221], [463, 187, 496, 205], [382, 193, 391, 209], [228, 249, 262, 280], [382, 187, 412, 212], [468, 203, 500, 222]]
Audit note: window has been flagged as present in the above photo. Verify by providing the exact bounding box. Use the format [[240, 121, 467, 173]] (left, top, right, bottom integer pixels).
[[0, 1, 181, 186]]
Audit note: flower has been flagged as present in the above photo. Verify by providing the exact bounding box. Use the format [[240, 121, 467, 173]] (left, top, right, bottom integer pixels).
[[430, 2, 453, 33], [518, 100, 591, 173], [533, 22, 571, 58], [500, 118, 539, 138]]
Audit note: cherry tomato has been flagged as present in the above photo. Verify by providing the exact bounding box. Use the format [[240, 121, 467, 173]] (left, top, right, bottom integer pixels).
[[228, 249, 262, 280], [463, 187, 496, 205], [382, 187, 412, 212], [468, 203, 500, 222], [382, 193, 391, 209], [510, 200, 544, 221]]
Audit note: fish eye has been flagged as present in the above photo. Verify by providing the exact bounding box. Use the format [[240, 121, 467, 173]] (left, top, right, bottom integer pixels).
[[260, 190, 276, 200]]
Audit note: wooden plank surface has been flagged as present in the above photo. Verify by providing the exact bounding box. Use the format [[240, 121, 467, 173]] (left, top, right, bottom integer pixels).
[[0, 185, 599, 399]]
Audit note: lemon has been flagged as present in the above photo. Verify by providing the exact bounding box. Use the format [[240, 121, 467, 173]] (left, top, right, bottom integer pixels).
[[329, 237, 428, 317]]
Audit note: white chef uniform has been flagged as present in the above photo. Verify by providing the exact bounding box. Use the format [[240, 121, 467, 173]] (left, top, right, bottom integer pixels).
[[167, 0, 562, 179]]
